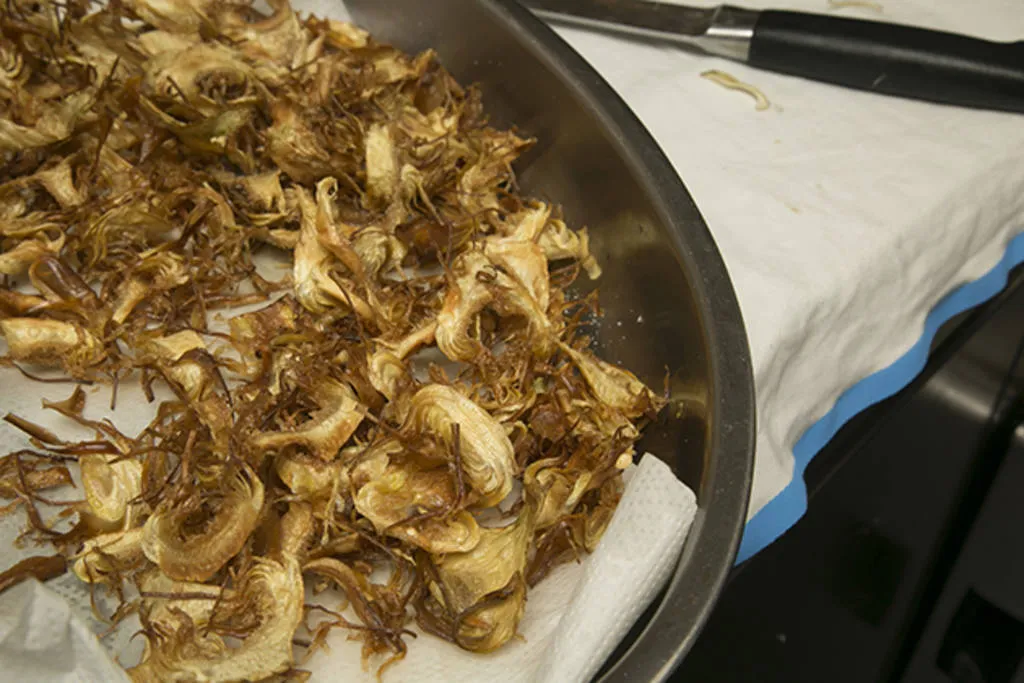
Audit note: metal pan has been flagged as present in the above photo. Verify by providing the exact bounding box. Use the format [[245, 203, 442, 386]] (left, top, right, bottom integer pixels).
[[344, 0, 757, 679]]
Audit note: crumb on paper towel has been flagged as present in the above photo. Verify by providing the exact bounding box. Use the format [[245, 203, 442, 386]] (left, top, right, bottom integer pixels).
[[700, 70, 770, 111], [827, 0, 883, 12]]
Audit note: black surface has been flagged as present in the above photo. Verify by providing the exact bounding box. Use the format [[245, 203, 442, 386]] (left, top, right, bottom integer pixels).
[[902, 422, 1024, 683], [749, 11, 1024, 113], [675, 377, 988, 681], [673, 269, 1024, 682]]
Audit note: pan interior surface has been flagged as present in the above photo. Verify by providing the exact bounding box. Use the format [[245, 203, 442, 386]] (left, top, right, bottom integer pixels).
[[339, 1, 756, 679]]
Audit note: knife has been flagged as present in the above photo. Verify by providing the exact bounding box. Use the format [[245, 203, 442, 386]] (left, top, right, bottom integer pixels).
[[521, 0, 1024, 113]]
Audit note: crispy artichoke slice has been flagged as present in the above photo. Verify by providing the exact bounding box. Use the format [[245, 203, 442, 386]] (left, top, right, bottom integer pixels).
[[130, 556, 305, 682], [353, 446, 480, 554], [130, 504, 311, 681], [437, 248, 555, 362], [0, 318, 105, 372], [141, 468, 265, 582], [111, 252, 189, 324], [425, 509, 533, 652], [403, 385, 516, 508], [80, 454, 144, 526], [559, 342, 662, 418], [73, 526, 146, 585], [251, 378, 366, 461]]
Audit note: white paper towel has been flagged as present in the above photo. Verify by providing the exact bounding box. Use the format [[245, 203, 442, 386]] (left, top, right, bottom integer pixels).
[[0, 444, 695, 682], [0, 580, 130, 683]]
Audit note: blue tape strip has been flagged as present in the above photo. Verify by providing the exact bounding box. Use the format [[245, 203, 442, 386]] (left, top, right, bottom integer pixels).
[[737, 231, 1024, 564]]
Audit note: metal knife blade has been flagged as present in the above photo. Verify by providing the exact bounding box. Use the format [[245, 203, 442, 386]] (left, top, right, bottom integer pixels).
[[524, 0, 714, 35], [520, 0, 760, 60], [519, 0, 1024, 114]]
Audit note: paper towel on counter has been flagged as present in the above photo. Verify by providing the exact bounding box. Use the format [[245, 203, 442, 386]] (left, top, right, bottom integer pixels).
[[546, 0, 1024, 523]]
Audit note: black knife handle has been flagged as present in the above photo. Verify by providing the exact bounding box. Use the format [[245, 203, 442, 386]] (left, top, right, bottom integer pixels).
[[747, 10, 1024, 113]]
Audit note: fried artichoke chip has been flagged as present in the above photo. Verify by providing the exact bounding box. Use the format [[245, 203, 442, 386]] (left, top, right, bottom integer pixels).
[[30, 157, 86, 209], [143, 330, 207, 363], [218, 0, 309, 67], [275, 452, 348, 515], [352, 227, 408, 281], [131, 504, 310, 682], [0, 318, 106, 371], [229, 299, 296, 344], [111, 252, 189, 324], [559, 342, 662, 418], [0, 233, 65, 276], [80, 454, 144, 526], [427, 509, 533, 652], [523, 458, 593, 530], [354, 454, 480, 554], [548, 383, 639, 447], [228, 298, 297, 373], [504, 204, 600, 278], [311, 178, 368, 280], [365, 123, 398, 205], [142, 332, 233, 444], [27, 255, 104, 318], [0, 38, 28, 97], [136, 29, 202, 57], [437, 249, 554, 362], [143, 43, 260, 114], [130, 555, 305, 682], [527, 477, 622, 585], [302, 556, 411, 666], [73, 526, 146, 585], [483, 236, 550, 310], [456, 129, 533, 217], [292, 187, 373, 319], [505, 203, 552, 242], [142, 468, 265, 582], [403, 385, 516, 508], [0, 91, 95, 153], [305, 16, 369, 50], [137, 569, 223, 629], [538, 219, 602, 280], [252, 378, 366, 461], [266, 102, 336, 184], [367, 322, 437, 401], [436, 251, 494, 362], [236, 171, 294, 232], [122, 0, 218, 33]]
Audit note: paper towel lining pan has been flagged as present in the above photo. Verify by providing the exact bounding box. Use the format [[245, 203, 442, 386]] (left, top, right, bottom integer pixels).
[[342, 1, 756, 679]]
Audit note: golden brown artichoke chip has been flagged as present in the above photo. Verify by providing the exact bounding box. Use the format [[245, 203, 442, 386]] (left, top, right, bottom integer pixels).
[[141, 468, 264, 582]]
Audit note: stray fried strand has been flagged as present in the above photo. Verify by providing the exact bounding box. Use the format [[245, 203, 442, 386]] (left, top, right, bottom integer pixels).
[[701, 69, 771, 111]]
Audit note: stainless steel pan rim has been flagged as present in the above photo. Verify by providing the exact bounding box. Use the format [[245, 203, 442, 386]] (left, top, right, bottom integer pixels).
[[344, 1, 757, 679]]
